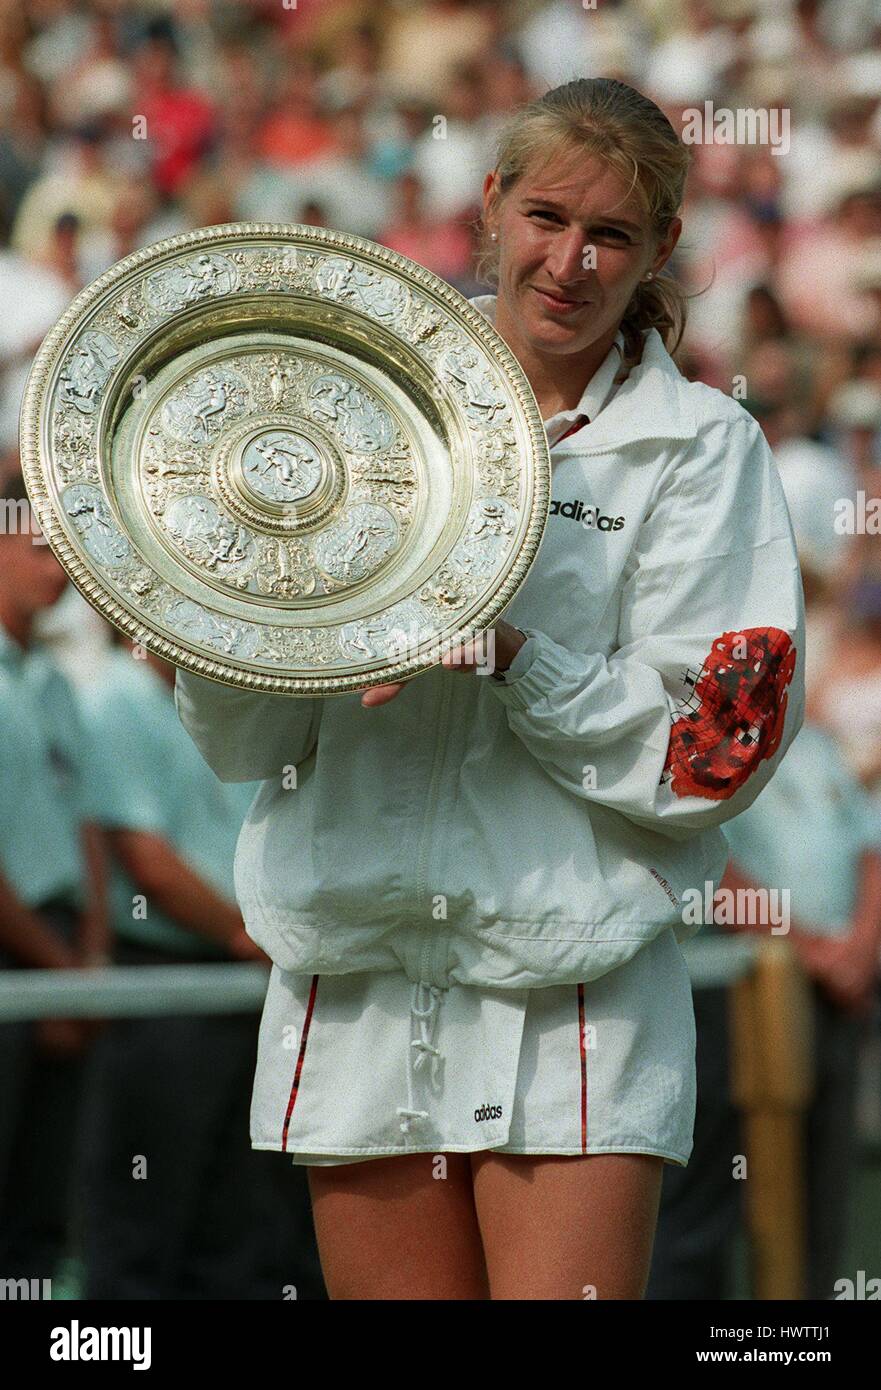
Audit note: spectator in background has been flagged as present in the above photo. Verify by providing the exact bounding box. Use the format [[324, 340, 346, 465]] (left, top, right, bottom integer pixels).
[[650, 444, 881, 1301], [379, 169, 472, 282], [319, 21, 388, 115], [255, 54, 336, 171], [645, 0, 737, 107], [47, 8, 131, 131], [78, 173, 158, 283], [481, 45, 538, 141], [720, 544, 881, 1297], [19, 0, 95, 90], [773, 434, 860, 694], [0, 229, 70, 453], [381, 0, 495, 105], [299, 199, 329, 228], [0, 73, 48, 225], [740, 283, 802, 355], [290, 104, 391, 239], [826, 376, 881, 496], [10, 122, 127, 263], [777, 152, 881, 343], [367, 96, 433, 183], [76, 629, 323, 1299], [33, 583, 113, 695], [272, 0, 372, 59], [0, 463, 109, 1285], [786, 0, 843, 109], [410, 62, 495, 221], [512, 0, 594, 91], [38, 209, 81, 292], [809, 578, 881, 802], [126, 20, 216, 200], [738, 341, 818, 450]]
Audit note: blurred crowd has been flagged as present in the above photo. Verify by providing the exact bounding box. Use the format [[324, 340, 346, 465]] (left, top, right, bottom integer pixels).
[[2, 0, 881, 1300]]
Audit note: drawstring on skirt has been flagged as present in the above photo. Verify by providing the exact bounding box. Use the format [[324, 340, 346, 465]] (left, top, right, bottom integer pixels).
[[396, 981, 444, 1135]]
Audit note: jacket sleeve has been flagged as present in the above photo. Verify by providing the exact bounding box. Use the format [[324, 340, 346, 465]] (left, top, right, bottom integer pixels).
[[489, 403, 806, 842], [174, 668, 322, 783]]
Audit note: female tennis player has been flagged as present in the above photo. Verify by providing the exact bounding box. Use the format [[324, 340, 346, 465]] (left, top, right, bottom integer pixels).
[[175, 78, 805, 1300]]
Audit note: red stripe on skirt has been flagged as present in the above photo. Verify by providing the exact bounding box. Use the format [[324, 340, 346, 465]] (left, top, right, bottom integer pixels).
[[577, 982, 588, 1153], [281, 973, 319, 1153]]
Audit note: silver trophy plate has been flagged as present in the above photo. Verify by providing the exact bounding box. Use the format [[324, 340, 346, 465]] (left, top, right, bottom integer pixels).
[[20, 223, 550, 694]]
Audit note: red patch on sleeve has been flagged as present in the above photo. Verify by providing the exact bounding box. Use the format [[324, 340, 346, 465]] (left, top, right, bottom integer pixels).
[[662, 627, 796, 801]]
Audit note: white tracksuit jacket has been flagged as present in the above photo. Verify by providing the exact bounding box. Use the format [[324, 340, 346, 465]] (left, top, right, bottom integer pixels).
[[174, 303, 805, 991]]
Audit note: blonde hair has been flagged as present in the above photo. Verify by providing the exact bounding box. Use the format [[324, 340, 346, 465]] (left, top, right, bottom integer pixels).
[[478, 77, 692, 380]]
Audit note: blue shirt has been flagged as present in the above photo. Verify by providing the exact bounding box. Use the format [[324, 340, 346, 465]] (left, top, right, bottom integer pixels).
[[722, 723, 881, 937], [0, 624, 92, 908], [78, 650, 260, 955]]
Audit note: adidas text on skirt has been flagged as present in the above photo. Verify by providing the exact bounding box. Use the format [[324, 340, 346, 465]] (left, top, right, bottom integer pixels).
[[250, 926, 697, 1167]]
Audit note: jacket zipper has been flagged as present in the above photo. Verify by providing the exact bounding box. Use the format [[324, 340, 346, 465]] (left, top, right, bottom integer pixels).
[[415, 673, 454, 982]]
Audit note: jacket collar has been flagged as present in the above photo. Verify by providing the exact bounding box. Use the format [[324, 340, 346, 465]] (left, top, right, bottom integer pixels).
[[469, 293, 696, 454]]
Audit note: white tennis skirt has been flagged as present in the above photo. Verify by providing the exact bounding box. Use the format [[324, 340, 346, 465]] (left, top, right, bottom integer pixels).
[[250, 926, 697, 1168]]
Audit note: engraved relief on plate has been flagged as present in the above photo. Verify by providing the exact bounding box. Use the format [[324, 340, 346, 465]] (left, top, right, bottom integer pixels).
[[62, 483, 132, 569], [160, 367, 250, 446], [210, 410, 345, 537], [139, 348, 415, 600], [440, 347, 509, 425], [308, 372, 395, 453], [338, 598, 433, 663], [314, 257, 411, 324], [312, 501, 400, 584], [162, 494, 256, 576], [417, 565, 481, 620], [446, 496, 520, 582], [252, 537, 317, 600], [58, 331, 121, 416], [144, 252, 240, 314], [250, 351, 305, 411], [52, 405, 98, 483], [240, 429, 323, 505], [162, 596, 260, 659], [476, 425, 522, 503]]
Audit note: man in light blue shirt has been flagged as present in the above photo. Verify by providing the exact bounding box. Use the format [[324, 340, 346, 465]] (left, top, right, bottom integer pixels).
[[0, 462, 109, 1282], [650, 444, 881, 1301], [76, 630, 322, 1299], [78, 637, 261, 963], [722, 724, 881, 945], [718, 721, 881, 1300]]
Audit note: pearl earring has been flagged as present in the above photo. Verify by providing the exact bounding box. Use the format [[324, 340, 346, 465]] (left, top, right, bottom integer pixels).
[[644, 271, 654, 280], [490, 232, 498, 241]]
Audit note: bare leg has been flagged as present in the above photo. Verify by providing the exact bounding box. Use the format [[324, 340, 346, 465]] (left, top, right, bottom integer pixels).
[[307, 1152, 490, 1300], [471, 1151, 664, 1300]]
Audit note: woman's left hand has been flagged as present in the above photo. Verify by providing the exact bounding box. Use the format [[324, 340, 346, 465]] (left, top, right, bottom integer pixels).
[[359, 620, 528, 708]]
